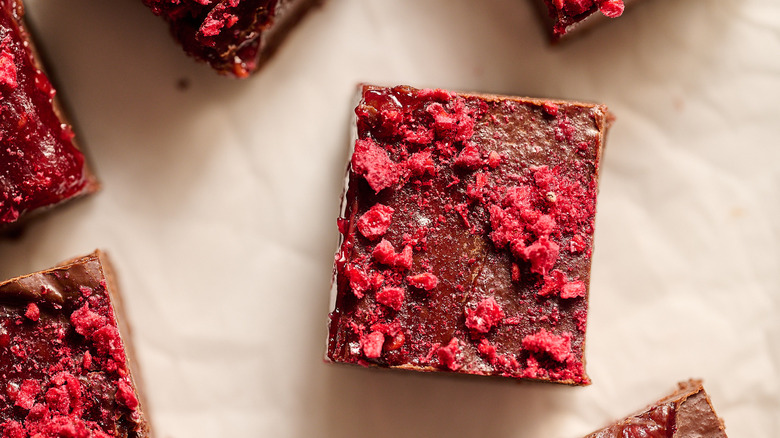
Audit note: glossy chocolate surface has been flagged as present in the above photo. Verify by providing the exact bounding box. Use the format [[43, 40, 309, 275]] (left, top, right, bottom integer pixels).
[[586, 380, 728, 438], [327, 85, 609, 385], [0, 0, 95, 227], [143, 0, 321, 77], [0, 252, 150, 437]]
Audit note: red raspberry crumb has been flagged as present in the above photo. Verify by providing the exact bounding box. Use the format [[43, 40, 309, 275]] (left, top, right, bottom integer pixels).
[[521, 329, 572, 363], [91, 326, 126, 364], [25, 303, 40, 321], [116, 379, 139, 409], [406, 151, 436, 177], [346, 265, 370, 299], [199, 16, 224, 36], [464, 297, 505, 334], [569, 234, 587, 253], [357, 204, 394, 240], [454, 144, 483, 169], [519, 236, 560, 276], [437, 338, 461, 371], [15, 379, 40, 410], [394, 245, 413, 270], [556, 0, 594, 15], [487, 151, 502, 168], [352, 138, 400, 193], [477, 338, 497, 364], [406, 272, 438, 291], [70, 303, 107, 337], [361, 331, 385, 358], [542, 102, 559, 116], [511, 263, 521, 282], [376, 287, 405, 311], [0, 37, 17, 89], [561, 280, 586, 299], [79, 286, 93, 297], [599, 0, 624, 18], [45, 385, 70, 414], [1, 421, 24, 438], [372, 239, 396, 265]]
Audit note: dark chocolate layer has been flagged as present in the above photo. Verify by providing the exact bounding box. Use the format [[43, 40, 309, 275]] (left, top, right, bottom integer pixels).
[[327, 85, 609, 385], [585, 380, 728, 438], [0, 251, 150, 437]]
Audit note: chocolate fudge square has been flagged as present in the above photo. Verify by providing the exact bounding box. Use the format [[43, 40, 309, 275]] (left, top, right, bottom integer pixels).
[[143, 0, 323, 77], [327, 85, 611, 385], [0, 251, 150, 437], [585, 380, 728, 437], [533, 0, 631, 42], [1, 0, 98, 229]]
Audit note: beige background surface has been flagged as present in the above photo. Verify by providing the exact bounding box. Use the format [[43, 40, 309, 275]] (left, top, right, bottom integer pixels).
[[2, 0, 778, 436]]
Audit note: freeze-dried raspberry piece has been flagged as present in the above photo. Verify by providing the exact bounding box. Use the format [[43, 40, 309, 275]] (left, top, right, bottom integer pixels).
[[357, 204, 394, 240], [464, 297, 504, 334]]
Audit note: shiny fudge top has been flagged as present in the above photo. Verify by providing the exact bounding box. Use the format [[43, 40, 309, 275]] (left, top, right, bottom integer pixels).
[[0, 252, 150, 437], [543, 0, 625, 40], [586, 380, 728, 438], [0, 0, 96, 228], [143, 0, 319, 77], [327, 84, 610, 385]]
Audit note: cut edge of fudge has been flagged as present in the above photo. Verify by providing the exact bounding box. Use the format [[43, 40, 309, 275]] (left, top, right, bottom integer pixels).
[[585, 379, 728, 437], [143, 0, 325, 78], [0, 250, 151, 437], [0, 0, 99, 232], [327, 84, 612, 386], [531, 0, 637, 43]]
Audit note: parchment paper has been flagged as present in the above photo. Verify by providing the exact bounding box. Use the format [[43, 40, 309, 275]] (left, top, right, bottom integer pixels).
[[2, 0, 778, 436]]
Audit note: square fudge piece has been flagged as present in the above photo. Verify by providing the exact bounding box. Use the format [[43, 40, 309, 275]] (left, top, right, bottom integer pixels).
[[326, 84, 611, 385], [584, 380, 728, 437], [0, 251, 151, 437], [0, 0, 98, 229], [143, 0, 324, 77], [533, 0, 631, 42]]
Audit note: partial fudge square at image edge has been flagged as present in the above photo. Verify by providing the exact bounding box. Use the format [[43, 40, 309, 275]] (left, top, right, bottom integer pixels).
[[327, 84, 612, 385], [0, 251, 150, 437]]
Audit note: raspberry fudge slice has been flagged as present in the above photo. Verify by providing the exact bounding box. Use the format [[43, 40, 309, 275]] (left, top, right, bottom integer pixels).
[[0, 0, 98, 229], [585, 380, 728, 437], [143, 0, 323, 77], [327, 85, 611, 385], [0, 251, 151, 437], [534, 0, 629, 42]]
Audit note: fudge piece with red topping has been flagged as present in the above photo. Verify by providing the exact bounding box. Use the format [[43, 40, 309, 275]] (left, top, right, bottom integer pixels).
[[0, 251, 151, 437], [1, 0, 98, 230], [143, 0, 323, 77], [326, 84, 611, 385], [534, 0, 632, 42], [585, 380, 728, 437]]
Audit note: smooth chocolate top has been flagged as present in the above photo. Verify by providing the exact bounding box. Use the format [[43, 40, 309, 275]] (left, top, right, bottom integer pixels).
[[328, 85, 609, 385], [0, 252, 149, 437], [0, 0, 96, 228], [586, 380, 728, 438]]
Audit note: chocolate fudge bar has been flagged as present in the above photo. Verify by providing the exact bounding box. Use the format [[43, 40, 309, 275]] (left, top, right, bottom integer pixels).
[[143, 0, 323, 77], [326, 85, 611, 385], [585, 380, 728, 437], [0, 0, 98, 229], [0, 251, 150, 437], [533, 0, 630, 42]]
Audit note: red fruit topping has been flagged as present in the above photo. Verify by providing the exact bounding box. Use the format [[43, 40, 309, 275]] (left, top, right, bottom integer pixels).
[[352, 138, 400, 193], [406, 272, 438, 291], [372, 239, 413, 270], [116, 379, 139, 409], [0, 36, 17, 89], [599, 0, 625, 18], [70, 303, 107, 337], [376, 287, 405, 311], [561, 280, 586, 299], [437, 338, 461, 371], [406, 151, 436, 177], [454, 144, 483, 169], [464, 297, 505, 334], [518, 236, 560, 276], [542, 102, 559, 116], [357, 204, 394, 240], [345, 265, 370, 299], [522, 329, 572, 363], [24, 303, 39, 321], [361, 331, 385, 358], [14, 380, 39, 410]]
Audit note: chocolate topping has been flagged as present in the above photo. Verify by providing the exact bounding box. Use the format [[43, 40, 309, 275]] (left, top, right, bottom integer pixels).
[[585, 380, 728, 438]]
